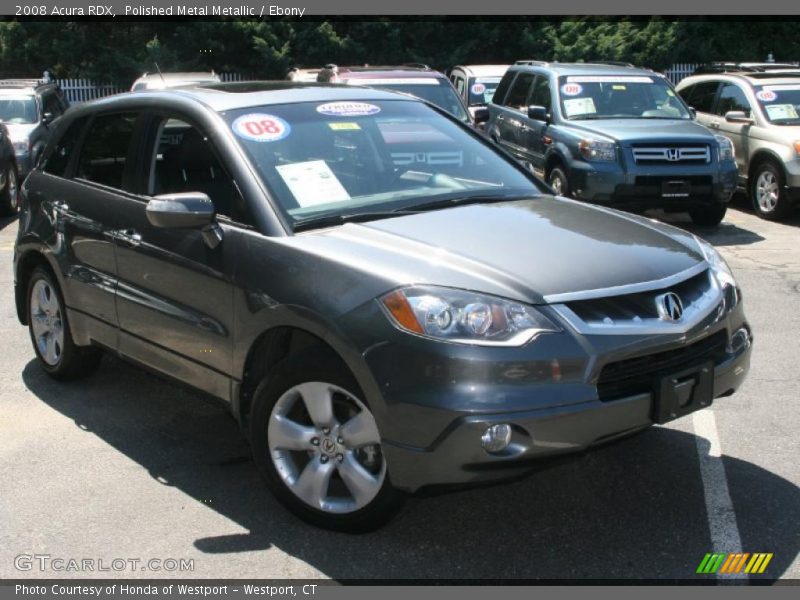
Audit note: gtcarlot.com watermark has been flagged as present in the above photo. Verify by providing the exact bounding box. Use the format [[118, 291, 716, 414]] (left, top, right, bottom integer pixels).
[[14, 553, 194, 573]]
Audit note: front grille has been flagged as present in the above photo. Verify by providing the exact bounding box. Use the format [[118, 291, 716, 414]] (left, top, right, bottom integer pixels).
[[632, 144, 711, 164], [596, 330, 729, 402], [567, 270, 713, 326]]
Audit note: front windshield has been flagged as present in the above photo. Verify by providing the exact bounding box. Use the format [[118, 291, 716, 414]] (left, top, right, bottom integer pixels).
[[467, 77, 502, 106], [754, 84, 800, 125], [557, 75, 691, 120], [350, 79, 470, 122], [0, 95, 38, 124], [224, 100, 538, 228]]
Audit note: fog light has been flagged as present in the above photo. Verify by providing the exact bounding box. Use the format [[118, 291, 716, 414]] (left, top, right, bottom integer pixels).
[[481, 424, 512, 453], [728, 326, 751, 353]]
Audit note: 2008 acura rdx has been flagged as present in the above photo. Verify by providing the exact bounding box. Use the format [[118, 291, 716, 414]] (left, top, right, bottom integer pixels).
[[13, 82, 752, 531]]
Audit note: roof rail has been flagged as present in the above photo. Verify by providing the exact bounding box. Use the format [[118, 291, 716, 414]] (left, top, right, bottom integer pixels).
[[0, 78, 47, 88], [401, 63, 430, 70], [693, 62, 799, 75], [514, 60, 549, 66], [588, 60, 636, 67]]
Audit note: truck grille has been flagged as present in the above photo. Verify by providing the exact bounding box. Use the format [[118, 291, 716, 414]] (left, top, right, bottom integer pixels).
[[632, 144, 711, 165], [596, 330, 729, 402]]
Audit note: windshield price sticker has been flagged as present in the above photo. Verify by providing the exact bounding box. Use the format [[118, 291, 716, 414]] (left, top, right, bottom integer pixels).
[[316, 102, 382, 117], [765, 104, 798, 120], [276, 160, 351, 207], [471, 82, 487, 95], [567, 76, 654, 84], [756, 90, 778, 102], [563, 97, 597, 117], [561, 83, 583, 96], [232, 114, 290, 142]]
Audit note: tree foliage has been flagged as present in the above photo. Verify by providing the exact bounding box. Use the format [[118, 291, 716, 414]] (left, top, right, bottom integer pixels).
[[0, 18, 796, 84]]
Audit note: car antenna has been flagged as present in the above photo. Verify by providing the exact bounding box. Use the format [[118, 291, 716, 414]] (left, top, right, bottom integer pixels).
[[154, 62, 166, 85]]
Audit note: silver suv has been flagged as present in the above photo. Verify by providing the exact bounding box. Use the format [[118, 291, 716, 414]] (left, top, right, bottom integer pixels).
[[677, 66, 800, 220], [0, 79, 69, 177]]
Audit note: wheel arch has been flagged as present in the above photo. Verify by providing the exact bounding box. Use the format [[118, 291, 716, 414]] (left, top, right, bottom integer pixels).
[[14, 249, 59, 325], [748, 149, 787, 184]]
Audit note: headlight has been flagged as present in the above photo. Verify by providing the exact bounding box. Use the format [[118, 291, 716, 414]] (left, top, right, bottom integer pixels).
[[716, 135, 735, 162], [578, 139, 616, 162], [12, 140, 30, 155], [380, 286, 560, 346], [696, 236, 739, 306]]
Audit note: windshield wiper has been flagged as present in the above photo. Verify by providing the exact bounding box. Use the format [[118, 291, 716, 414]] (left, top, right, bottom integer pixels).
[[293, 210, 409, 232], [400, 192, 533, 213]]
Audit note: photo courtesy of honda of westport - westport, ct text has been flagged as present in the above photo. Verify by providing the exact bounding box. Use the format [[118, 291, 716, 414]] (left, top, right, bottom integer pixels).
[[0, 0, 798, 598]]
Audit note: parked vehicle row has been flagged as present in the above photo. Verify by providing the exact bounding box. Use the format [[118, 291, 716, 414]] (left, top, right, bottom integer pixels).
[[14, 78, 752, 531]]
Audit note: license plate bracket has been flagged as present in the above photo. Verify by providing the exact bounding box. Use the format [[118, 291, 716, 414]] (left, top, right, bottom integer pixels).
[[661, 179, 691, 198], [653, 361, 714, 424]]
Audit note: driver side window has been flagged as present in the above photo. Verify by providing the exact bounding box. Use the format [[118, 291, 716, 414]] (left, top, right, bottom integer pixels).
[[715, 84, 751, 117], [146, 117, 254, 226]]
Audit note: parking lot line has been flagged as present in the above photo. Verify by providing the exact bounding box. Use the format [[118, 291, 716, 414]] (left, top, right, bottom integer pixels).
[[692, 408, 747, 581]]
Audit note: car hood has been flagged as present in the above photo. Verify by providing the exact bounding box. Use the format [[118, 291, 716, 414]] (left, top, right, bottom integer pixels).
[[294, 198, 705, 305], [565, 118, 715, 144]]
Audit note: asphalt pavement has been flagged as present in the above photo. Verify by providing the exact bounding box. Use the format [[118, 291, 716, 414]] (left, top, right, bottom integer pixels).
[[0, 194, 798, 581]]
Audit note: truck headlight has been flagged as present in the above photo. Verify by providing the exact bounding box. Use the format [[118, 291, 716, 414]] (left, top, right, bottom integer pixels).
[[380, 286, 560, 346], [716, 135, 735, 162], [578, 139, 616, 162], [696, 236, 739, 307]]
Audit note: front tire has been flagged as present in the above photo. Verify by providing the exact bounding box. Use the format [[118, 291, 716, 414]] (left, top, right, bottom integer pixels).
[[250, 349, 404, 532], [27, 267, 102, 380], [547, 165, 570, 197], [689, 202, 727, 227], [0, 162, 19, 217], [751, 162, 791, 221]]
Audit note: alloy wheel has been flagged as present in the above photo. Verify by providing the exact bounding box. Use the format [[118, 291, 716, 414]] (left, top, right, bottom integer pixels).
[[30, 279, 65, 366], [8, 168, 18, 211], [268, 381, 386, 514], [755, 170, 779, 212]]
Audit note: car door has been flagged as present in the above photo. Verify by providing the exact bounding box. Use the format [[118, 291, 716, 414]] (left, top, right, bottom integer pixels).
[[709, 82, 752, 174], [493, 71, 536, 159], [680, 80, 720, 129], [521, 74, 554, 173], [111, 112, 245, 401], [34, 112, 143, 349]]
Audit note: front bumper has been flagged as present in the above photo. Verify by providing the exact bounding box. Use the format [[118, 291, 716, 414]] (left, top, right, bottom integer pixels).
[[568, 156, 738, 209], [381, 333, 750, 491]]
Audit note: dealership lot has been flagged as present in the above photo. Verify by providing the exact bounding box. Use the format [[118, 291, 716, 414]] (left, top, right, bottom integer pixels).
[[0, 197, 798, 580]]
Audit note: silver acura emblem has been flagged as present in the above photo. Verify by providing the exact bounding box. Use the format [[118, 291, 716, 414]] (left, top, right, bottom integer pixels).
[[666, 148, 680, 161], [656, 292, 684, 321]]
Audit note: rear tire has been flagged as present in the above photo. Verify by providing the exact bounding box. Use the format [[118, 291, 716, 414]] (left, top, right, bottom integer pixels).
[[27, 267, 102, 380], [250, 348, 404, 532], [689, 202, 727, 227], [547, 166, 570, 197], [750, 161, 791, 221], [0, 162, 19, 217]]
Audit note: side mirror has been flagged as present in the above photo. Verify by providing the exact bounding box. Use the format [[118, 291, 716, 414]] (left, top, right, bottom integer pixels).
[[527, 105, 549, 122], [42, 112, 54, 125], [725, 110, 754, 124], [473, 107, 490, 124], [146, 192, 215, 229], [688, 107, 697, 118]]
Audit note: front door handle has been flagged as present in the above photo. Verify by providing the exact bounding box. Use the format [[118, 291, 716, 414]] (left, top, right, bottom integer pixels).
[[111, 228, 142, 247]]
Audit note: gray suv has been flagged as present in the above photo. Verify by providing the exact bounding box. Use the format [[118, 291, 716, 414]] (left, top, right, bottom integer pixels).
[[14, 82, 751, 531], [487, 61, 738, 226], [0, 79, 68, 176], [677, 67, 800, 220]]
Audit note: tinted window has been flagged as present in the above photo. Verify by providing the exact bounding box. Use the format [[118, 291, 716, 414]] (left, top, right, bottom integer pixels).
[[467, 77, 502, 106], [43, 118, 87, 177], [753, 84, 800, 125], [715, 83, 751, 116], [76, 113, 138, 189], [491, 71, 515, 105], [685, 81, 719, 114], [146, 118, 252, 225], [503, 72, 535, 109], [225, 100, 540, 229], [529, 76, 552, 111], [42, 92, 63, 117]]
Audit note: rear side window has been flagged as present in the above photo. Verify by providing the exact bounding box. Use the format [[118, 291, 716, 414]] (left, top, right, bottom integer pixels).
[[491, 71, 515, 105], [43, 118, 87, 177], [683, 81, 720, 114], [42, 92, 63, 118], [503, 72, 535, 110], [76, 113, 138, 189], [715, 83, 752, 117]]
